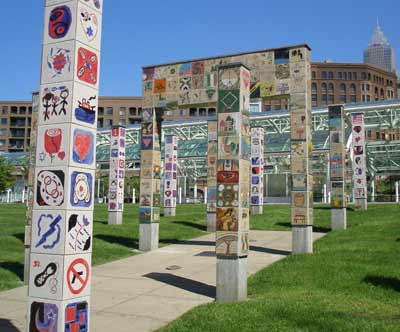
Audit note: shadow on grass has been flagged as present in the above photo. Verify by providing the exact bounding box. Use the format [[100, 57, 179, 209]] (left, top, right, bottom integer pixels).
[[250, 246, 290, 256], [0, 319, 22, 332], [94, 219, 108, 225], [314, 206, 356, 212], [275, 222, 331, 233], [364, 275, 400, 292], [172, 221, 206, 231], [144, 272, 215, 298], [12, 233, 25, 243], [0, 262, 24, 281], [94, 234, 138, 250]]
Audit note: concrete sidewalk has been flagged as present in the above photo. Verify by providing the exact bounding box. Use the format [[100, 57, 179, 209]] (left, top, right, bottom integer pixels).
[[0, 230, 325, 332]]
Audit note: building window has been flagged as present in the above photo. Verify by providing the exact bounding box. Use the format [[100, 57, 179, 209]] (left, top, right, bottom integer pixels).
[[97, 119, 103, 128], [128, 118, 138, 125], [322, 94, 327, 104], [129, 107, 137, 116], [343, 72, 347, 80], [250, 103, 261, 113], [367, 130, 372, 138], [353, 72, 357, 80], [348, 72, 352, 80], [199, 108, 207, 116], [350, 84, 356, 94], [312, 94, 317, 106], [189, 108, 197, 117], [264, 104, 272, 112], [338, 72, 343, 79], [321, 71, 327, 79], [321, 83, 327, 93], [138, 108, 142, 116], [1, 118, 7, 125], [208, 108, 216, 116], [312, 71, 316, 79], [362, 95, 366, 102], [361, 72, 366, 80], [0, 140, 5, 147], [367, 95, 371, 102], [98, 107, 104, 115], [105, 119, 113, 127], [328, 94, 334, 103], [179, 109, 186, 117], [366, 84, 370, 91], [340, 83, 346, 94], [328, 83, 334, 93], [274, 104, 281, 111], [368, 73, 371, 80], [19, 106, 27, 114], [1, 106, 8, 115], [311, 83, 317, 92], [11, 106, 18, 114], [106, 107, 113, 115], [340, 95, 347, 103], [328, 71, 334, 80], [119, 119, 126, 126], [119, 107, 126, 116], [350, 95, 356, 103], [380, 89, 384, 98]]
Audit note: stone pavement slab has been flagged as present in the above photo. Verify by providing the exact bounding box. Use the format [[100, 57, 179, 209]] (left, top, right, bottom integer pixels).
[[0, 230, 325, 332]]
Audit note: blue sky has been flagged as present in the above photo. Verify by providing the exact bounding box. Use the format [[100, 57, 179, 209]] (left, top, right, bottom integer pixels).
[[0, 0, 399, 100]]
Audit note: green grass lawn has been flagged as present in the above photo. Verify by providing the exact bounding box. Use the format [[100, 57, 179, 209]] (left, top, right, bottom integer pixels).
[[0, 203, 208, 291], [160, 204, 400, 332]]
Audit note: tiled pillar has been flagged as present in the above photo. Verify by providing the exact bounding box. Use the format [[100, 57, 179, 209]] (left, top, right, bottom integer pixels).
[[329, 105, 347, 230], [351, 113, 368, 211], [139, 108, 162, 251], [24, 92, 40, 284], [216, 63, 251, 303], [250, 127, 264, 215], [290, 47, 313, 254], [206, 119, 217, 231], [163, 135, 178, 216], [28, 1, 102, 331], [108, 126, 126, 225]]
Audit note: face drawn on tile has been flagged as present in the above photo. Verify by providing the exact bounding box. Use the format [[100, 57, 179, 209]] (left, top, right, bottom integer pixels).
[[217, 183, 239, 207], [39, 84, 72, 125], [70, 171, 93, 208]]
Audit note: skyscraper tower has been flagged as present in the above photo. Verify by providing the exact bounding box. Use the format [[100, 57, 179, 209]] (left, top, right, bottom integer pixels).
[[364, 21, 396, 73]]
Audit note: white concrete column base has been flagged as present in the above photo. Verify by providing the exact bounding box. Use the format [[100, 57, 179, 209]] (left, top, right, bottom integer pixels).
[[108, 211, 123, 225], [164, 207, 176, 217], [355, 198, 368, 211], [292, 226, 313, 254], [331, 208, 347, 230], [250, 205, 263, 215], [216, 257, 247, 303], [139, 223, 159, 252], [206, 213, 216, 232]]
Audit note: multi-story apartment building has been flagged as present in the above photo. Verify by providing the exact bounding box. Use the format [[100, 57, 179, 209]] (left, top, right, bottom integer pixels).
[[311, 62, 397, 107], [0, 101, 33, 152], [97, 96, 142, 128]]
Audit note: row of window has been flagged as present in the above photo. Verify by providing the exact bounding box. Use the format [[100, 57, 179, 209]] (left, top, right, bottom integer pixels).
[[312, 71, 394, 86], [98, 107, 142, 117], [312, 94, 356, 106], [311, 83, 357, 94], [1, 106, 33, 115]]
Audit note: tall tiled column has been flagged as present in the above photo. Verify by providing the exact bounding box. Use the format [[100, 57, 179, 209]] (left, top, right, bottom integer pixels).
[[206, 120, 217, 231], [28, 1, 102, 330], [250, 127, 264, 215], [351, 113, 368, 211], [24, 92, 40, 284], [108, 126, 126, 225], [163, 135, 178, 216], [290, 47, 313, 254], [216, 63, 251, 303], [139, 108, 162, 251], [329, 105, 347, 230]]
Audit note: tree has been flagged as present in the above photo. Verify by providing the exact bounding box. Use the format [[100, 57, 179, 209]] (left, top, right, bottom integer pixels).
[[0, 157, 16, 191]]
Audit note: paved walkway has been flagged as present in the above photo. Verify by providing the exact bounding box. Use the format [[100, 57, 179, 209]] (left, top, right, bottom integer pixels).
[[0, 230, 325, 332]]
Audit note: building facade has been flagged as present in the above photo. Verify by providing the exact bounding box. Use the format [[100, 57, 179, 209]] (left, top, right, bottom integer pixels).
[[311, 62, 397, 107], [363, 23, 396, 73]]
